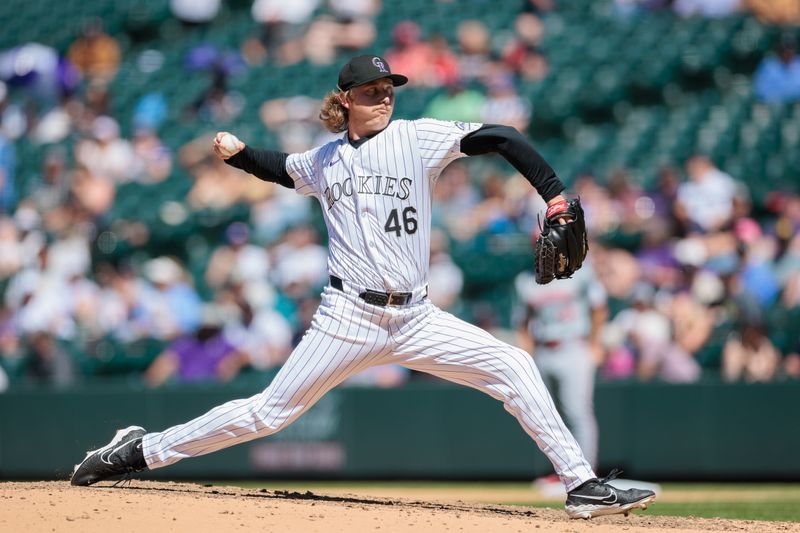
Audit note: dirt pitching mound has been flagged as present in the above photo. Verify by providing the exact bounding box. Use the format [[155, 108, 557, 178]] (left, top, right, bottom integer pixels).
[[2, 481, 798, 533]]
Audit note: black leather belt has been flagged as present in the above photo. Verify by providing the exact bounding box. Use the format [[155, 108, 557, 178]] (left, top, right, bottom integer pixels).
[[330, 275, 414, 306]]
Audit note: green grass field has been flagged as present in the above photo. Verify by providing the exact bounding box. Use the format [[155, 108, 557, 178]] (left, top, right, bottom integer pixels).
[[218, 481, 800, 522], [529, 499, 800, 522]]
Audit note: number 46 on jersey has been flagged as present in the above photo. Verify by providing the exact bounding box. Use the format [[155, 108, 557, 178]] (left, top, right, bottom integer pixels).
[[384, 207, 417, 236]]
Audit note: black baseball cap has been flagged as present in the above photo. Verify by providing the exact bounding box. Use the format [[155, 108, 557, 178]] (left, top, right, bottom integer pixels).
[[337, 55, 408, 92]]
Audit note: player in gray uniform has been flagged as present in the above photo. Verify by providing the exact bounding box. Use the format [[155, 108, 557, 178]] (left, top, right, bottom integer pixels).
[[71, 55, 655, 519], [515, 259, 608, 470]]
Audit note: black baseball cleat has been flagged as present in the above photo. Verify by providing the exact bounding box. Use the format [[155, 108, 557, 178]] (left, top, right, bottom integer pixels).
[[565, 469, 656, 519], [71, 426, 148, 486]]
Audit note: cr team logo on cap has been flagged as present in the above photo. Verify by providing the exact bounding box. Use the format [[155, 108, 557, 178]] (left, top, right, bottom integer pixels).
[[337, 54, 408, 91], [372, 57, 388, 73]]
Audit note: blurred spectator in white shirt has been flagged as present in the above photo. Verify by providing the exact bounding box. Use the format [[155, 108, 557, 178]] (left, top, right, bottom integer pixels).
[[482, 70, 532, 133], [75, 116, 135, 183], [427, 229, 463, 312], [46, 228, 92, 281], [431, 161, 482, 241], [252, 0, 319, 25], [248, 0, 320, 65], [260, 95, 330, 154], [205, 222, 271, 291], [134, 257, 203, 340], [130, 128, 173, 184], [675, 155, 738, 233], [216, 287, 293, 370], [6, 251, 75, 339], [171, 0, 221, 25], [250, 184, 314, 244], [270, 225, 328, 297], [25, 148, 71, 215], [93, 263, 140, 341], [606, 283, 701, 383]]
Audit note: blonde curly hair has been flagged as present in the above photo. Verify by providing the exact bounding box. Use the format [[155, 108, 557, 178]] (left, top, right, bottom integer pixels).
[[319, 90, 351, 133]]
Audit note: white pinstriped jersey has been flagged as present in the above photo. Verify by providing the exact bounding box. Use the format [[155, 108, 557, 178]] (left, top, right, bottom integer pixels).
[[286, 119, 482, 292]]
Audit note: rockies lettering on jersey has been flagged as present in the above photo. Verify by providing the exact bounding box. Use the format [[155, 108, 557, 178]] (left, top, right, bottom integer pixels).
[[324, 175, 412, 209]]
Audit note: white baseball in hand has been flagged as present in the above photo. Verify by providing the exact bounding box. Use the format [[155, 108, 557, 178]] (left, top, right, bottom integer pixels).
[[216, 132, 242, 158]]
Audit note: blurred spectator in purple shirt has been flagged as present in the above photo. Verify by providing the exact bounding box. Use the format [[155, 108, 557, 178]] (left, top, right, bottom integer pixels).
[[145, 305, 248, 387], [0, 43, 76, 107]]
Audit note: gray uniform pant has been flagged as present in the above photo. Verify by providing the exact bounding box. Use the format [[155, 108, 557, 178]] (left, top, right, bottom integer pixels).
[[534, 339, 598, 468]]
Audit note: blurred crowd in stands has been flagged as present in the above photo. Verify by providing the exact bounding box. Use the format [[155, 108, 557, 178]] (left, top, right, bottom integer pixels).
[[615, 0, 800, 24], [0, 0, 799, 392]]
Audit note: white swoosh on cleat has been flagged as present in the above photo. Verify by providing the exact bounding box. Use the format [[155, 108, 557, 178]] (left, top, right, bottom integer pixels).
[[576, 491, 617, 503]]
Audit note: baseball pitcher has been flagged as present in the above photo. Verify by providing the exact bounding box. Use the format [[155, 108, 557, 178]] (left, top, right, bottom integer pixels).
[[71, 55, 654, 519]]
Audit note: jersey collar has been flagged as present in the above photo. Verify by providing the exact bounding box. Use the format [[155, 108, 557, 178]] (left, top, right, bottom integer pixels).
[[345, 121, 392, 148]]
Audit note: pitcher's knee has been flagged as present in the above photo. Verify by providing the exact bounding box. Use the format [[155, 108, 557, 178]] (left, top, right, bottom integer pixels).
[[496, 348, 546, 401], [499, 347, 538, 378], [250, 393, 297, 434]]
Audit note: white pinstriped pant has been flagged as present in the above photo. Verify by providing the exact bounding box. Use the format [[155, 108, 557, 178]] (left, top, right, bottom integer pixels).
[[142, 286, 596, 490]]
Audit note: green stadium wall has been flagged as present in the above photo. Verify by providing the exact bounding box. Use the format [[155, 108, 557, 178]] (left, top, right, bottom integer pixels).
[[1, 380, 798, 480]]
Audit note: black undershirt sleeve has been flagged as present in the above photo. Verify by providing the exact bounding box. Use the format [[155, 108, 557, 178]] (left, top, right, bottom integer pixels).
[[459, 124, 565, 202], [224, 146, 294, 189]]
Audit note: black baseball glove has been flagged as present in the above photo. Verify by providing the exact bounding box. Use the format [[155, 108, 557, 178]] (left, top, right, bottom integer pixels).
[[534, 198, 588, 284]]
